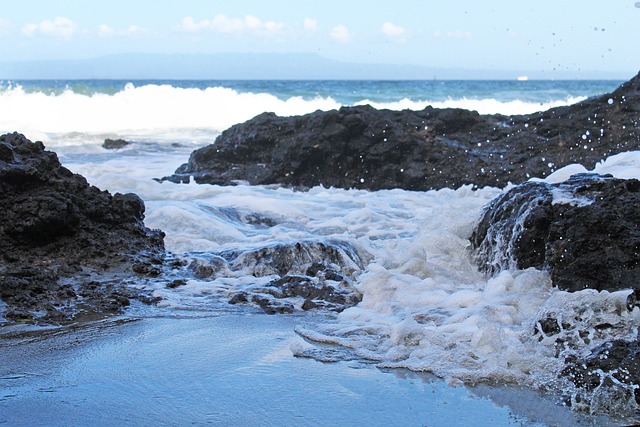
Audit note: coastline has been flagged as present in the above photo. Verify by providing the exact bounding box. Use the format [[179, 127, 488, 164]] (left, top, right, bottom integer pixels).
[[0, 313, 617, 426]]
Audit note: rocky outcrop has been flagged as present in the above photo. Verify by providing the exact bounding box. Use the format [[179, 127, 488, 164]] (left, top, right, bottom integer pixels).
[[471, 172, 640, 415], [162, 72, 640, 191], [0, 132, 165, 324], [470, 173, 640, 292]]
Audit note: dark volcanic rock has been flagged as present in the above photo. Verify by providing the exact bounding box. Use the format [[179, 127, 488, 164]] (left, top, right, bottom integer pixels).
[[0, 132, 165, 324], [222, 240, 364, 278], [471, 173, 640, 292], [163, 72, 640, 190], [214, 240, 367, 312], [102, 138, 130, 150], [562, 339, 640, 412]]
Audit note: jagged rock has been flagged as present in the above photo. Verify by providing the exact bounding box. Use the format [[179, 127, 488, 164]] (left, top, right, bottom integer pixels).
[[471, 173, 640, 292], [216, 240, 367, 312], [562, 339, 640, 410], [162, 72, 640, 191], [221, 240, 364, 278], [0, 132, 166, 324]]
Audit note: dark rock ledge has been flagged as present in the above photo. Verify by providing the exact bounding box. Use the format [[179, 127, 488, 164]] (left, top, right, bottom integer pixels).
[[161, 71, 640, 191], [0, 132, 166, 324]]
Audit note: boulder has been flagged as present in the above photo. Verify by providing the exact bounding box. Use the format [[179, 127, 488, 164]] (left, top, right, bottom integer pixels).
[[0, 132, 165, 323], [162, 72, 640, 191], [470, 173, 640, 292], [102, 138, 130, 150]]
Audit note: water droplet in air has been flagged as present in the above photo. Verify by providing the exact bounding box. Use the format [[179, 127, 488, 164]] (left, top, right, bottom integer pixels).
[[608, 98, 614, 105]]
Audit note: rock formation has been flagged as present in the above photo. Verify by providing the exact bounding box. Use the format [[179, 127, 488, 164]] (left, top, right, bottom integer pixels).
[[470, 173, 640, 292], [162, 72, 640, 191], [0, 132, 165, 324]]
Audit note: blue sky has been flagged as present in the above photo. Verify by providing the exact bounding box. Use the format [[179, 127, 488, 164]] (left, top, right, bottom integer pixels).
[[0, 1, 639, 76]]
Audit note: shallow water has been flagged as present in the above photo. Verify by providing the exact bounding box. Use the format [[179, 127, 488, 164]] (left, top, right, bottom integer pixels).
[[0, 313, 615, 426]]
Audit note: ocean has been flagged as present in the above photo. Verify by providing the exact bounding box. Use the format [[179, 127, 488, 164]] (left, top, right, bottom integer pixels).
[[1, 79, 638, 425]]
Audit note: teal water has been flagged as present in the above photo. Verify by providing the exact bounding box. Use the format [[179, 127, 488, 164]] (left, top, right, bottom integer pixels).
[[0, 79, 623, 104]]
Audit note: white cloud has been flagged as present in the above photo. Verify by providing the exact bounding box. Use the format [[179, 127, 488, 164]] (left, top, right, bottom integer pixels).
[[179, 14, 283, 36], [22, 16, 77, 39], [381, 22, 406, 41], [303, 18, 317, 31], [330, 24, 351, 43], [180, 16, 209, 32], [99, 23, 144, 37], [99, 24, 115, 37]]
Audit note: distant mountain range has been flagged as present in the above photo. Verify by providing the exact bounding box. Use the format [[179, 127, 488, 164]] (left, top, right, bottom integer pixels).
[[0, 53, 629, 80]]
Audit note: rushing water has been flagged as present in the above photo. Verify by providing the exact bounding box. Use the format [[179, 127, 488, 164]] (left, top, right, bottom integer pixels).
[[0, 79, 638, 424]]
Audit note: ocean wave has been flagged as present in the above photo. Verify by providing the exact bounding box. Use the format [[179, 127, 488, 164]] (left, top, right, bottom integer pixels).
[[0, 83, 586, 146]]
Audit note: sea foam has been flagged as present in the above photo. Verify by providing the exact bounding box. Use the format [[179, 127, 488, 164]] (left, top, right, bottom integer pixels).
[[0, 83, 584, 147]]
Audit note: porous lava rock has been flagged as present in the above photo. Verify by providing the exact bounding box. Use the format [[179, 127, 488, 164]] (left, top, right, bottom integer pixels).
[[470, 173, 640, 293], [0, 132, 165, 324]]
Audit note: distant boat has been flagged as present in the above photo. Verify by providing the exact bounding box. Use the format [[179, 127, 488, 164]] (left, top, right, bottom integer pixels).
[[516, 76, 529, 81]]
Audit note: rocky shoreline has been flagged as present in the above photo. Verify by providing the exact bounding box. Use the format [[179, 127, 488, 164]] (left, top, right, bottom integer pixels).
[[2, 72, 640, 417], [0, 133, 367, 322]]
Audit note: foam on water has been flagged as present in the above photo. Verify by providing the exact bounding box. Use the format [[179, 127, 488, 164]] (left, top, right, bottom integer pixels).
[[55, 140, 640, 408], [0, 83, 340, 145], [0, 82, 588, 148]]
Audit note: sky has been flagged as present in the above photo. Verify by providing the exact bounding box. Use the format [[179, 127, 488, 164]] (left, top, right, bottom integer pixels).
[[0, 0, 639, 77]]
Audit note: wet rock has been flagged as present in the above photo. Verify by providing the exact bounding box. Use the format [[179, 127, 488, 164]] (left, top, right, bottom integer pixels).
[[166, 279, 187, 289], [301, 299, 318, 310], [471, 173, 640, 292], [132, 262, 162, 277], [215, 240, 367, 312], [251, 294, 293, 314], [187, 257, 226, 279], [257, 274, 362, 312], [0, 132, 166, 324], [162, 72, 640, 191], [562, 339, 640, 408], [221, 240, 365, 278], [228, 292, 249, 305], [102, 138, 130, 150]]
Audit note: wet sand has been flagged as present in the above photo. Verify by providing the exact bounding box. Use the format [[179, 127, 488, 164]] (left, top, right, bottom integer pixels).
[[0, 313, 615, 426]]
